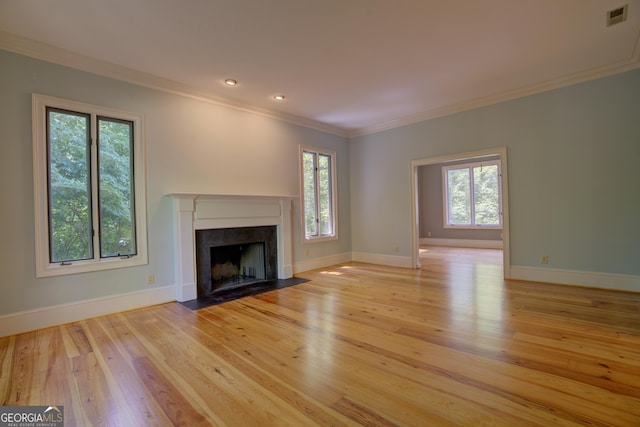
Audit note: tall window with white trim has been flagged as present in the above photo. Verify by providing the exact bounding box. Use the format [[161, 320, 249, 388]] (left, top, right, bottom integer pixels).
[[33, 94, 147, 277], [443, 160, 502, 228], [300, 146, 337, 241]]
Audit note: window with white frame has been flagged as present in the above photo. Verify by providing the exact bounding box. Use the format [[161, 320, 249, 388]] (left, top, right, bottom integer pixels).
[[300, 146, 337, 241], [32, 94, 147, 277], [443, 160, 502, 228]]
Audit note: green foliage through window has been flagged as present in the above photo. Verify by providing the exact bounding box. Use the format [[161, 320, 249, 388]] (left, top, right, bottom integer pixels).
[[47, 109, 93, 262], [444, 161, 501, 228], [302, 148, 335, 239], [46, 108, 137, 263], [98, 117, 136, 257], [303, 151, 317, 236]]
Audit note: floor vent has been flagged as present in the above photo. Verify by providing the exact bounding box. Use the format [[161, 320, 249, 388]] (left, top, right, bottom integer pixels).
[[607, 4, 628, 26]]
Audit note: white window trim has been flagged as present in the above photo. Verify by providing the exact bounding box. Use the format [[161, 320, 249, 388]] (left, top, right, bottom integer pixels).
[[299, 145, 338, 243], [442, 159, 503, 230], [32, 93, 148, 277]]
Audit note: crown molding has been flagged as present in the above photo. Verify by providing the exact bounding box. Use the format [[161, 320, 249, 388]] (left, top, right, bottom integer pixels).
[[2, 29, 639, 141], [0, 30, 349, 138], [348, 29, 640, 138]]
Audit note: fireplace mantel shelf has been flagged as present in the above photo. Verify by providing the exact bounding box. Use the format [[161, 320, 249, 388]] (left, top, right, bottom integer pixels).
[[169, 193, 298, 200], [170, 193, 294, 302]]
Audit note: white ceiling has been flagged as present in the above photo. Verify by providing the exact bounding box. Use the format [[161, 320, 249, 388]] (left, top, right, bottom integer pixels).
[[1, 0, 639, 137]]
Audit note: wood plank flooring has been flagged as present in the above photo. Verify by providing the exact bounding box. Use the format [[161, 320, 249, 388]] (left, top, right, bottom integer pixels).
[[1, 247, 639, 426]]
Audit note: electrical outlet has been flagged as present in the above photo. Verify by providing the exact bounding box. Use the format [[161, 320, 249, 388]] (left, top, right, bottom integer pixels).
[[540, 256, 549, 265], [427, 231, 431, 237], [305, 249, 310, 257], [394, 246, 400, 253], [147, 274, 155, 284]]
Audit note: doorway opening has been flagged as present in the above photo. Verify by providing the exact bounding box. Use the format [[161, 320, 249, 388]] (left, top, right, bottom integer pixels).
[[410, 147, 510, 279]]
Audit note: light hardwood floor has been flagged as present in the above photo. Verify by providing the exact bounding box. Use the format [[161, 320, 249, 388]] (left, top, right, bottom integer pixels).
[[1, 247, 639, 426]]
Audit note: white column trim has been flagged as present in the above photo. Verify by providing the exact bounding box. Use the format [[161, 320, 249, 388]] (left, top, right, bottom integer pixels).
[[173, 195, 197, 302]]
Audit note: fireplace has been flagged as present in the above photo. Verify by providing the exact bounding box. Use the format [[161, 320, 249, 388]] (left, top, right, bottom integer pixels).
[[171, 194, 294, 302], [195, 226, 277, 296]]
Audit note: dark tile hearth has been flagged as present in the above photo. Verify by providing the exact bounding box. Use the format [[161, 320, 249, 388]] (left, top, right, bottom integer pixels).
[[179, 277, 309, 310]]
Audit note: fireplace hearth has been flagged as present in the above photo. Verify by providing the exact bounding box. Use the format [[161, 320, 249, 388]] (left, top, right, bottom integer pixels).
[[195, 226, 277, 297]]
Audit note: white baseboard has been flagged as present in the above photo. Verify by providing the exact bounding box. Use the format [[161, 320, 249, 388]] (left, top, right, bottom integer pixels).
[[510, 266, 640, 293], [351, 252, 413, 268], [293, 252, 352, 273], [420, 237, 503, 249], [0, 285, 176, 338]]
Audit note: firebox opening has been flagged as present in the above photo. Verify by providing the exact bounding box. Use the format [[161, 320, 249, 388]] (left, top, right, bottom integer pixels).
[[195, 225, 278, 298], [210, 242, 266, 293]]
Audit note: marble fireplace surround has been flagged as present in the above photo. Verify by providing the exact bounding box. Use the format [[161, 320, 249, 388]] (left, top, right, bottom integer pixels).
[[171, 194, 295, 302]]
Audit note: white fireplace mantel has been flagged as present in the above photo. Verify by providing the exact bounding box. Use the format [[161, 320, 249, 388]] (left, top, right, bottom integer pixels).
[[170, 193, 296, 301]]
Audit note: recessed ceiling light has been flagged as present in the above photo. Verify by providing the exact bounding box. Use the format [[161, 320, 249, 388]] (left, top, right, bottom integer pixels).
[[224, 79, 238, 86], [273, 95, 286, 101]]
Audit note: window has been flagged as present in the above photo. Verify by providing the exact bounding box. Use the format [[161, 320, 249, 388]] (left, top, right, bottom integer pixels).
[[300, 146, 337, 241], [33, 94, 147, 277], [443, 160, 502, 228]]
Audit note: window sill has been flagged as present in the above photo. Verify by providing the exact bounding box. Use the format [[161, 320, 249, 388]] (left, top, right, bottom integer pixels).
[[36, 255, 148, 278], [443, 225, 503, 230], [304, 235, 338, 244]]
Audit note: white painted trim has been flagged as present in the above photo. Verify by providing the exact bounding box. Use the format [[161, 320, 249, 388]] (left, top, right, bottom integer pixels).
[[299, 145, 339, 244], [4, 29, 638, 140], [177, 282, 198, 302], [441, 159, 503, 229], [293, 252, 352, 274], [410, 147, 511, 279], [32, 93, 149, 277], [0, 31, 347, 138], [420, 238, 503, 249], [510, 266, 640, 293], [0, 286, 175, 338], [351, 252, 413, 268], [170, 194, 295, 301], [173, 195, 197, 302]]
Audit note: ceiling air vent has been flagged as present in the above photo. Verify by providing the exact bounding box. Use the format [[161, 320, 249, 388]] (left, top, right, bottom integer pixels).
[[607, 4, 628, 26]]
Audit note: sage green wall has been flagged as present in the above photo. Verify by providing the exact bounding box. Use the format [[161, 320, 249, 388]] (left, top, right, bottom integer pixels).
[[1, 49, 638, 319], [350, 69, 640, 276], [0, 50, 350, 315]]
